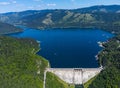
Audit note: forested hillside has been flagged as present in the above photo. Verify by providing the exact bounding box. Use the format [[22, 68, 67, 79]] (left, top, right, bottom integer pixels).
[[0, 22, 22, 34], [0, 36, 71, 88], [84, 35, 120, 88]]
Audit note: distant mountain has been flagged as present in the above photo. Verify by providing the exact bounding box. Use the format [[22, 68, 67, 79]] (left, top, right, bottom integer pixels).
[[72, 5, 120, 13], [0, 5, 120, 33], [0, 10, 41, 24], [0, 22, 22, 34]]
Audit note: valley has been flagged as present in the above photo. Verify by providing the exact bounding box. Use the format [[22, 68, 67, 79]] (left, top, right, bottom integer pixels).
[[0, 5, 120, 88]]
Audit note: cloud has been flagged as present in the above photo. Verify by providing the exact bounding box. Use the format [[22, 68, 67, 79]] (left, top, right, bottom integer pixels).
[[27, 6, 34, 9], [0, 2, 10, 5], [0, 1, 17, 6], [33, 0, 42, 1], [47, 3, 56, 6], [12, 1, 17, 4]]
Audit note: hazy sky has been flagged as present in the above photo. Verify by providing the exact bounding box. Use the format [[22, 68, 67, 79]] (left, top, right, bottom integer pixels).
[[0, 0, 120, 13]]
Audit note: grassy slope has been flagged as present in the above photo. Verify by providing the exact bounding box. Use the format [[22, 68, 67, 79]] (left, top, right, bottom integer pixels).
[[83, 76, 97, 88], [46, 72, 75, 88]]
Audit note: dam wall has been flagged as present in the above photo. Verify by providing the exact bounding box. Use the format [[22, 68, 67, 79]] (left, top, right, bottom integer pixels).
[[46, 68, 102, 85]]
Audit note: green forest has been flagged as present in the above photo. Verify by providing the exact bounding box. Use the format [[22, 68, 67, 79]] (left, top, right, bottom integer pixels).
[[0, 36, 71, 88], [1, 34, 120, 88], [84, 35, 120, 88]]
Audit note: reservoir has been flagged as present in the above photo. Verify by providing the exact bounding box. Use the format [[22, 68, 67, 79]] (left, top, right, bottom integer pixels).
[[8, 27, 114, 68]]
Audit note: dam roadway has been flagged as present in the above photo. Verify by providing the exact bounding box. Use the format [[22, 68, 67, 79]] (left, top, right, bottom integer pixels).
[[43, 67, 102, 88]]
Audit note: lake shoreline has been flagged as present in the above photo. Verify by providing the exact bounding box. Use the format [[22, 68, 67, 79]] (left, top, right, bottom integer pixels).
[[8, 27, 114, 68], [1, 30, 23, 35]]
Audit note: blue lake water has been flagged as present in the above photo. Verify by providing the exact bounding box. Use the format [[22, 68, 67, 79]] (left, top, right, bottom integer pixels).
[[8, 27, 114, 68]]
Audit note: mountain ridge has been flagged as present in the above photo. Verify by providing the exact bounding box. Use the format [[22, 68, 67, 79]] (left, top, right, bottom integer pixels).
[[72, 5, 120, 13], [0, 5, 120, 34]]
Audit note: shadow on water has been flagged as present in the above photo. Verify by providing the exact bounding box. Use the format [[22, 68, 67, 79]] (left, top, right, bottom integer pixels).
[[75, 85, 84, 88]]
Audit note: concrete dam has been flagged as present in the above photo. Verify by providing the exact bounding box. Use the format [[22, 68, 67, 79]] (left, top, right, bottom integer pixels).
[[43, 67, 102, 88]]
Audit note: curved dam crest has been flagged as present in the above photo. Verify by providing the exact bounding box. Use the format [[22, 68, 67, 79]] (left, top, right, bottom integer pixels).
[[43, 67, 102, 88]]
